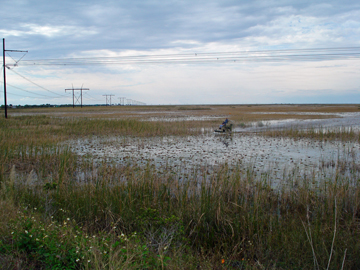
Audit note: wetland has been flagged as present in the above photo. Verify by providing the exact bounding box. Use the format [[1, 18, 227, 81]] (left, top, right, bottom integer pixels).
[[1, 104, 360, 269]]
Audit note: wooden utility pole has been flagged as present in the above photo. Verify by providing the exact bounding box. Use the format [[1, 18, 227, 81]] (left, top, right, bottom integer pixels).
[[2, 38, 28, 118]]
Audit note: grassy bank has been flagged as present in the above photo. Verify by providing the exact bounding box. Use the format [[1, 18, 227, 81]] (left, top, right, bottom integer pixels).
[[1, 115, 360, 269]]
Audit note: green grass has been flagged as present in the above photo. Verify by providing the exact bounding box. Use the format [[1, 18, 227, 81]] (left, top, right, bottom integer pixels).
[[1, 115, 360, 269]]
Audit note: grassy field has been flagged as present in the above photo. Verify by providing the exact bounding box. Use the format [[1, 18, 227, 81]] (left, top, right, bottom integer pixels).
[[1, 105, 360, 269], [9, 103, 360, 120]]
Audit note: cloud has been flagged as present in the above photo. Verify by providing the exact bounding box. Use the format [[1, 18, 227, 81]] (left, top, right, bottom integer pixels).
[[0, 24, 97, 38], [1, 0, 360, 105]]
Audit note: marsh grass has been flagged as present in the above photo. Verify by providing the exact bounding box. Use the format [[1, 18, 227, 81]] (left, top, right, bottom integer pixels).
[[0, 115, 203, 177], [8, 104, 359, 122], [178, 106, 212, 110], [1, 113, 360, 269], [2, 159, 360, 269], [263, 126, 360, 143]]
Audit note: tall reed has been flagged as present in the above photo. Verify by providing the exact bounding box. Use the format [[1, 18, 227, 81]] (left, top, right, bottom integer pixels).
[[1, 115, 360, 269], [2, 160, 359, 269]]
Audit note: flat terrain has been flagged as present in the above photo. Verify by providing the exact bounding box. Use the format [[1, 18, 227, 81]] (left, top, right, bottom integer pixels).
[[1, 104, 360, 269], [8, 103, 360, 120]]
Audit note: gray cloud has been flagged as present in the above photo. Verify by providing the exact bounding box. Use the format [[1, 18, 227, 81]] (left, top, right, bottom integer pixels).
[[2, 0, 360, 53], [1, 0, 360, 105]]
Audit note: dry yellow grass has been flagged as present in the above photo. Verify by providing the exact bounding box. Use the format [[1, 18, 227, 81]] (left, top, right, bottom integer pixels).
[[7, 104, 359, 121]]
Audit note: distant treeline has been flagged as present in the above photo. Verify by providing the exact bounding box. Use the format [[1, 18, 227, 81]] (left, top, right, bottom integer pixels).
[[1, 104, 106, 109]]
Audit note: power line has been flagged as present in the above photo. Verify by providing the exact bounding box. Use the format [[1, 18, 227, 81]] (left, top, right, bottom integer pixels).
[[6, 91, 50, 99], [83, 91, 97, 100], [18, 46, 360, 66], [4, 45, 360, 106], [1, 70, 70, 101], [18, 54, 360, 65], [8, 68, 68, 97], [0, 80, 65, 99], [1, 63, 64, 99], [20, 46, 360, 60]]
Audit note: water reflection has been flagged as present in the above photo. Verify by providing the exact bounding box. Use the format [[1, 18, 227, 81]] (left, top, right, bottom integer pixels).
[[216, 134, 232, 148], [236, 112, 360, 133]]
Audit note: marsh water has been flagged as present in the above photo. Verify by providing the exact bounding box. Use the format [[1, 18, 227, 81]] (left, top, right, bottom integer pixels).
[[236, 112, 360, 132], [67, 111, 360, 187]]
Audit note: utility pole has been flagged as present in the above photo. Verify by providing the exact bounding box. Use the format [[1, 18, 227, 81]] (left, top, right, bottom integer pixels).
[[103, 94, 115, 106], [65, 85, 89, 108], [2, 38, 28, 118]]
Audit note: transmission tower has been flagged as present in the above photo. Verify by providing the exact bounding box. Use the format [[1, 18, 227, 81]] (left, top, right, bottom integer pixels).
[[103, 94, 115, 106], [65, 85, 89, 108], [118, 97, 126, 106]]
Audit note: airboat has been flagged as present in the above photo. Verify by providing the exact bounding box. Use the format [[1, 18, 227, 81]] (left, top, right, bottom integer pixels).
[[214, 123, 233, 134]]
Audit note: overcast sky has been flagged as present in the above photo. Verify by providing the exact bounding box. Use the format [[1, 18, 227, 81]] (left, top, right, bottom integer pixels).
[[1, 0, 360, 105]]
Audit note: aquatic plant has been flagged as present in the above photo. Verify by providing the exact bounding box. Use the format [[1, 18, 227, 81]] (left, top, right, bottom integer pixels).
[[1, 111, 360, 269], [264, 126, 360, 142]]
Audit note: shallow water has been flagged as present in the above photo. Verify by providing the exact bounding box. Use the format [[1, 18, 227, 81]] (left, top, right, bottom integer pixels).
[[67, 132, 360, 187], [237, 112, 360, 132], [62, 111, 360, 187], [144, 115, 224, 122]]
